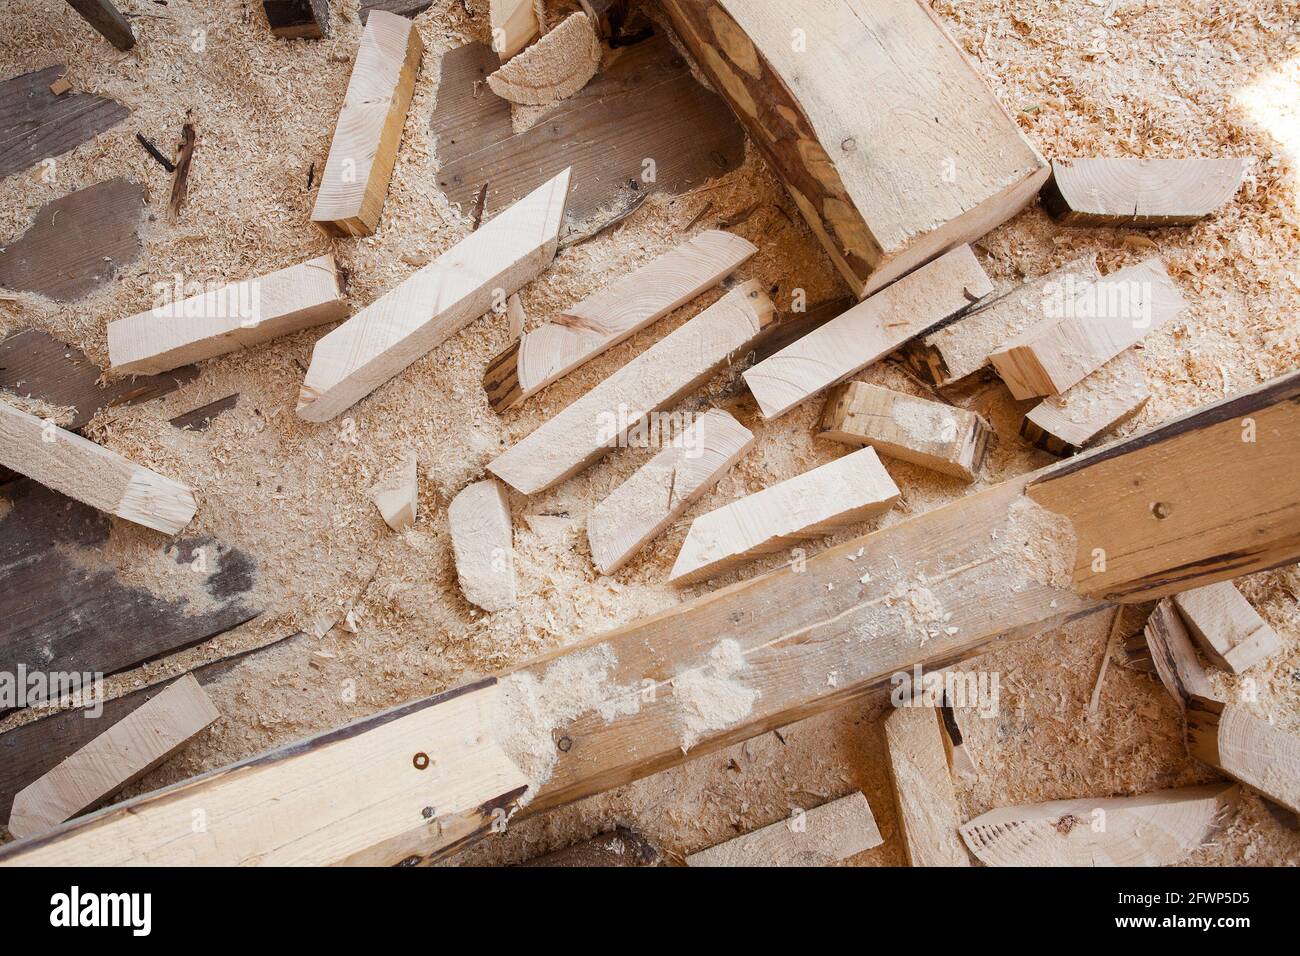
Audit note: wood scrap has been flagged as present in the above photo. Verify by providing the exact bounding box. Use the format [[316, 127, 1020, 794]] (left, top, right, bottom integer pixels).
[[519, 826, 665, 866], [938, 701, 979, 781], [1172, 581, 1282, 674], [1021, 350, 1151, 456], [310, 10, 424, 237], [1088, 607, 1125, 714], [482, 230, 756, 411], [134, 132, 176, 172], [884, 705, 971, 866], [487, 12, 601, 106], [369, 451, 418, 532], [108, 254, 349, 375], [0, 65, 129, 180], [298, 169, 569, 422], [169, 394, 240, 432], [262, 0, 330, 38], [489, 0, 540, 61], [167, 122, 196, 222], [64, 0, 136, 51], [686, 792, 881, 866], [488, 280, 774, 495], [1041, 158, 1248, 226], [670, 445, 900, 585], [743, 245, 992, 419], [359, 1, 432, 23], [818, 381, 991, 482], [587, 408, 754, 575], [959, 784, 1234, 867], [48, 77, 71, 97], [448, 479, 516, 612], [7, 674, 219, 839]]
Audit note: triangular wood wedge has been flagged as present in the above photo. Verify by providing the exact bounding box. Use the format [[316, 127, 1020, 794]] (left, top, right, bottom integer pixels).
[[487, 12, 601, 106]]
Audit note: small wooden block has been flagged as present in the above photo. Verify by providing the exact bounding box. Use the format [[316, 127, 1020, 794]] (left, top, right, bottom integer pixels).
[[109, 254, 348, 376], [819, 382, 990, 482], [1041, 158, 1247, 227], [0, 401, 196, 534], [299, 169, 570, 421], [899, 255, 1101, 388], [743, 245, 992, 419], [1172, 581, 1282, 674], [587, 408, 754, 575], [49, 77, 72, 96], [487, 12, 601, 106], [489, 280, 775, 495], [369, 451, 418, 532], [884, 706, 971, 866], [1020, 349, 1150, 456], [669, 445, 900, 585], [7, 674, 218, 838], [959, 784, 1234, 867], [489, 0, 540, 60], [483, 230, 756, 411], [686, 791, 882, 867], [263, 0, 330, 38], [310, 10, 424, 237], [448, 479, 516, 612]]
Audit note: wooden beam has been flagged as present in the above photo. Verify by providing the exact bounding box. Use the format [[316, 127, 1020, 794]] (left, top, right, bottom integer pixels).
[[884, 706, 971, 866], [299, 169, 570, 422], [488, 280, 774, 495], [0, 401, 196, 535], [685, 792, 881, 866], [1172, 582, 1281, 674], [818, 382, 990, 481], [369, 451, 418, 532], [989, 258, 1185, 400], [1020, 350, 1150, 456], [669, 446, 900, 585], [7, 675, 218, 839], [448, 479, 516, 612], [742, 245, 991, 419], [487, 12, 601, 106], [108, 255, 348, 376], [489, 0, 540, 60], [660, 0, 1046, 297], [64, 0, 135, 51], [959, 784, 1234, 867], [1041, 158, 1247, 227], [310, 10, 424, 237], [587, 408, 753, 575], [4, 373, 1297, 866], [483, 230, 755, 412]]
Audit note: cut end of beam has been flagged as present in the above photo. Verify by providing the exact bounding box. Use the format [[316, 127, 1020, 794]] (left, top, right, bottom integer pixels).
[[1041, 157, 1247, 226], [118, 469, 199, 536]]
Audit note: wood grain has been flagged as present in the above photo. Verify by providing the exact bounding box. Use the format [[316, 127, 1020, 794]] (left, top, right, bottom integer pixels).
[[0, 65, 129, 180], [1041, 158, 1247, 226]]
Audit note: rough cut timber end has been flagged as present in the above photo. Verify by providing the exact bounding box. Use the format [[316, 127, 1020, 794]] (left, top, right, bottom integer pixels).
[[1172, 581, 1282, 674], [489, 0, 540, 60], [448, 479, 516, 612], [487, 12, 602, 106], [310, 10, 424, 237], [661, 0, 1047, 297], [884, 705, 971, 866], [369, 451, 418, 532], [263, 0, 330, 38], [686, 792, 882, 866], [958, 784, 1234, 867], [1041, 157, 1247, 226], [1020, 349, 1150, 456]]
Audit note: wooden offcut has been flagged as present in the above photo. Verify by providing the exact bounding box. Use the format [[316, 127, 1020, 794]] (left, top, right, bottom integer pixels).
[[487, 12, 601, 106], [686, 792, 882, 866], [369, 451, 418, 532], [1021, 350, 1150, 456], [660, 0, 1047, 297], [299, 169, 569, 421], [743, 245, 991, 419], [108, 255, 348, 375], [262, 0, 331, 38], [670, 446, 900, 585], [884, 706, 971, 867], [448, 479, 516, 612], [1041, 158, 1247, 226], [1172, 582, 1282, 674], [310, 10, 424, 237], [489, 280, 774, 495], [64, 0, 135, 51], [818, 382, 990, 481], [489, 0, 539, 60]]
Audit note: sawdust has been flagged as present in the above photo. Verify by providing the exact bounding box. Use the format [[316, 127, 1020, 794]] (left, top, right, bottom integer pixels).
[[670, 638, 759, 753], [892, 396, 959, 444]]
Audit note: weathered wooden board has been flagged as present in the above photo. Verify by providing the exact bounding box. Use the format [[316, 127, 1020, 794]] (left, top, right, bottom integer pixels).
[[169, 394, 239, 432], [359, 0, 432, 23], [0, 65, 129, 180]]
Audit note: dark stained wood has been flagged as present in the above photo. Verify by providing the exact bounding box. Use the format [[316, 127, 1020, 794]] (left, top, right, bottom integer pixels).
[[262, 0, 330, 38], [0, 178, 143, 301], [168, 123, 196, 221], [359, 0, 432, 23], [0, 65, 130, 181], [64, 0, 136, 51], [519, 827, 665, 866], [430, 32, 745, 229], [169, 394, 239, 431]]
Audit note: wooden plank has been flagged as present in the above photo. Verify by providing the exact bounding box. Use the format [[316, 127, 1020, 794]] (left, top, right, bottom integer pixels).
[[0, 65, 129, 180], [0, 400, 195, 534], [669, 446, 900, 585], [5, 373, 1297, 866], [7, 674, 219, 838], [1020, 350, 1150, 456], [489, 0, 540, 60], [1172, 582, 1282, 674], [63, 0, 135, 51], [448, 479, 515, 612], [742, 245, 992, 419], [989, 258, 1186, 400], [369, 451, 418, 532], [429, 33, 745, 230], [482, 230, 756, 411], [958, 784, 1233, 867], [262, 0, 330, 38], [686, 792, 881, 866], [884, 705, 970, 866], [488, 280, 774, 495], [0, 330, 198, 432], [169, 394, 239, 432], [487, 12, 600, 106], [660, 0, 1048, 297], [519, 827, 664, 867], [899, 256, 1102, 388], [587, 408, 754, 575], [818, 382, 990, 481], [1041, 158, 1247, 226], [0, 178, 142, 302], [108, 255, 349, 375], [299, 169, 570, 422], [310, 10, 424, 237]]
